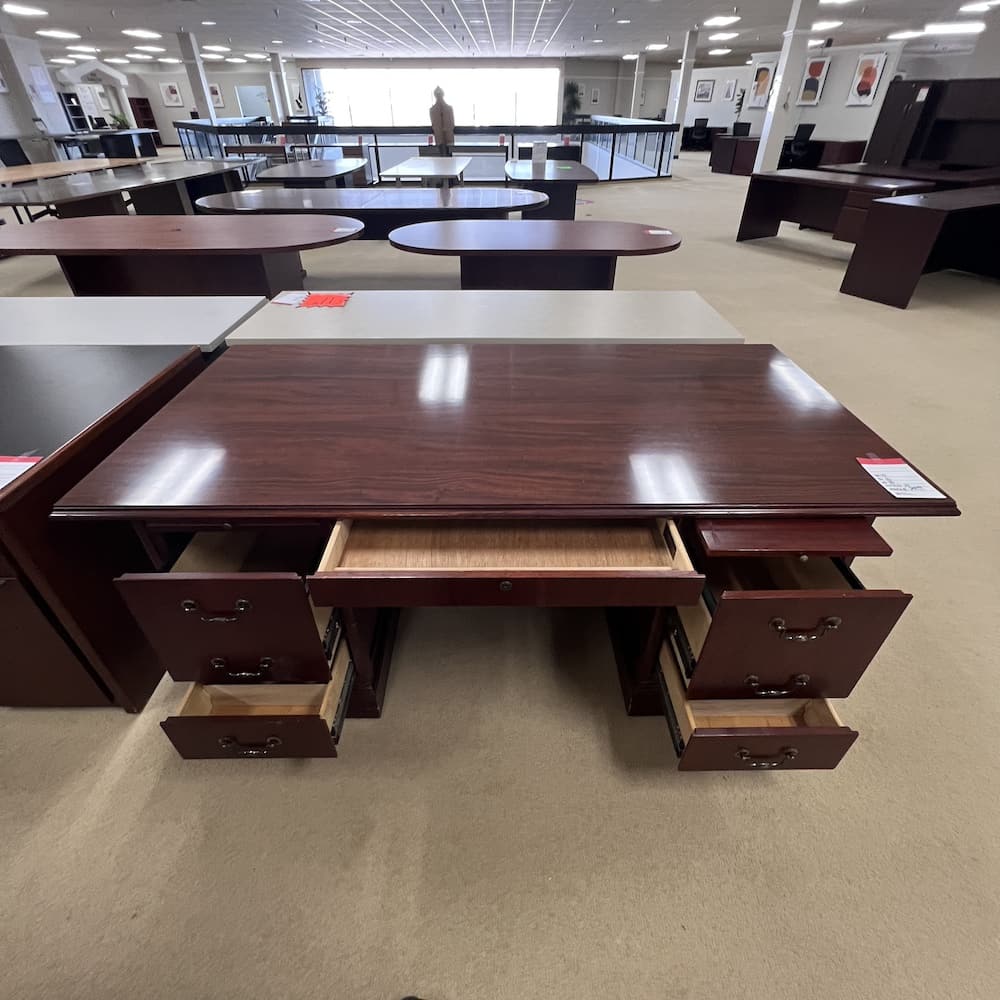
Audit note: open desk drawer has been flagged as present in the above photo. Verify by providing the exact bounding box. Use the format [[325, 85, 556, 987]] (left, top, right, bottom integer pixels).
[[161, 639, 354, 760], [307, 518, 704, 607], [118, 529, 337, 684], [659, 640, 857, 771], [667, 555, 910, 699]]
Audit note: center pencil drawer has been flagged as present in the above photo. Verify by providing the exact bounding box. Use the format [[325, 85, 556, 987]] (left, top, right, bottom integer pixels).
[[118, 529, 337, 684], [668, 555, 910, 699], [306, 518, 704, 607], [161, 639, 354, 760]]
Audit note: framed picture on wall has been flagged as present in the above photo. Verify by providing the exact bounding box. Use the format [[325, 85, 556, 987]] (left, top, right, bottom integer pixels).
[[796, 57, 831, 106], [209, 83, 225, 109], [748, 60, 776, 109], [846, 52, 888, 106], [159, 81, 184, 108], [694, 79, 715, 102], [723, 79, 736, 102], [590, 87, 599, 105]]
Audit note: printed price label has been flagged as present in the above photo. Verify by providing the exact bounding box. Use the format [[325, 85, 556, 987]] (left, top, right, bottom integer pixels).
[[857, 457, 945, 499]]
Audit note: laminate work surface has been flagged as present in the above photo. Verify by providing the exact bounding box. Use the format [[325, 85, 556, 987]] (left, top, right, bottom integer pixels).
[[380, 156, 472, 180], [504, 161, 598, 183], [389, 220, 681, 256], [0, 157, 156, 186], [197, 187, 548, 214], [819, 162, 1000, 188], [869, 184, 1000, 212], [55, 344, 958, 520], [226, 290, 744, 344], [0, 296, 265, 350], [0, 215, 363, 254], [0, 160, 253, 207], [257, 158, 367, 182], [750, 168, 933, 195]]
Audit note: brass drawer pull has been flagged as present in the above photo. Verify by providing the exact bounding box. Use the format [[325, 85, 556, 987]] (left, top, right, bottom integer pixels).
[[745, 673, 810, 697], [735, 747, 799, 769], [218, 735, 282, 758], [211, 656, 273, 680], [181, 598, 252, 623], [769, 616, 841, 642]]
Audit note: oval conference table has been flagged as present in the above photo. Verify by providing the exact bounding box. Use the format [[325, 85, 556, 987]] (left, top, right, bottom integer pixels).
[[504, 160, 599, 220], [195, 187, 549, 239], [256, 157, 368, 188], [0, 215, 364, 297], [388, 219, 681, 289]]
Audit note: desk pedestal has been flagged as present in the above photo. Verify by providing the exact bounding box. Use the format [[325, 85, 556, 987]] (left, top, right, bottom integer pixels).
[[510, 180, 578, 220], [460, 254, 616, 290]]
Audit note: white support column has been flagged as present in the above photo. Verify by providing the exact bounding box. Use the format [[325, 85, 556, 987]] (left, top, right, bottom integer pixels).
[[629, 53, 646, 117], [670, 29, 699, 127], [268, 53, 290, 122], [753, 0, 820, 173], [962, 20, 1000, 77], [177, 31, 216, 124]]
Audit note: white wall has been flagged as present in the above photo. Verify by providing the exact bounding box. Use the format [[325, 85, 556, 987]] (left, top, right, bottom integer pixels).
[[563, 59, 619, 116], [0, 34, 68, 134], [897, 51, 971, 79], [669, 65, 754, 127], [742, 42, 904, 140]]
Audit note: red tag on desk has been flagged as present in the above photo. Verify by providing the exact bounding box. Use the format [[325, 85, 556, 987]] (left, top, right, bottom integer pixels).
[[300, 293, 352, 309]]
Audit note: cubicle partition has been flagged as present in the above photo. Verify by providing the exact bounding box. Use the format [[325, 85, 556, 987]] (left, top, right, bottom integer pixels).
[[175, 120, 679, 183]]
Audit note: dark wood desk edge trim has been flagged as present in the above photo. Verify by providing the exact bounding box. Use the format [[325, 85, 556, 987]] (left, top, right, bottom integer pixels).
[[387, 238, 681, 257]]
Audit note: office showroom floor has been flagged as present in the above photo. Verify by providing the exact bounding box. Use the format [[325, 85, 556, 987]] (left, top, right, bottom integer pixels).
[[1, 153, 997, 1000]]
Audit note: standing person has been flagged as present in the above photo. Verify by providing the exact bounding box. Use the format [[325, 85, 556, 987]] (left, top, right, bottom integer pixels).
[[429, 86, 455, 155]]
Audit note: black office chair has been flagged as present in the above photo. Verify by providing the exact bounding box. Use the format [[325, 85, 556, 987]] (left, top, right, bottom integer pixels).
[[733, 122, 751, 137], [687, 117, 712, 151], [781, 123, 816, 168], [0, 139, 50, 225]]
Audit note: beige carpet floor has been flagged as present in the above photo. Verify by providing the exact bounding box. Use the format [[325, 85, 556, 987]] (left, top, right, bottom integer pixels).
[[1, 153, 998, 1000]]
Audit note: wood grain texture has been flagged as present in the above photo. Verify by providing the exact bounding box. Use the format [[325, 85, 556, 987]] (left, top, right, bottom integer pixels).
[[695, 517, 892, 557], [53, 343, 959, 521], [257, 158, 367, 181], [751, 169, 934, 194], [504, 161, 598, 183], [819, 162, 1000, 188], [0, 157, 157, 186]]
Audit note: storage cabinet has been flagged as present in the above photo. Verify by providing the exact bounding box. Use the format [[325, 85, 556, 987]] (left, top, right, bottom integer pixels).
[[128, 97, 162, 146]]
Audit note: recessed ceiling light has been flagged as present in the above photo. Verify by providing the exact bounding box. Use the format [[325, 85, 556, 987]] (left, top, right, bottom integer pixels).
[[807, 38, 824, 47], [157, 57, 181, 63], [200, 52, 225, 60], [708, 32, 738, 41], [708, 48, 732, 55], [622, 53, 638, 60], [3, 3, 48, 16], [122, 29, 161, 40], [887, 30, 924, 39], [66, 44, 99, 52], [645, 42, 668, 50], [271, 39, 284, 44], [36, 28, 79, 39], [202, 45, 231, 52], [958, 2, 990, 11], [104, 57, 129, 64], [819, 0, 856, 4], [225, 56, 247, 63], [812, 20, 843, 30], [244, 53, 270, 59], [616, 19, 630, 24], [49, 56, 75, 64], [201, 20, 216, 26], [134, 45, 165, 52], [703, 16, 741, 27], [126, 52, 155, 60], [592, 39, 603, 43], [925, 20, 986, 33]]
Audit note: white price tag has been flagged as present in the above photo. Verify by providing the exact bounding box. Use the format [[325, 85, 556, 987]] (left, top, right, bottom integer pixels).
[[857, 458, 945, 500]]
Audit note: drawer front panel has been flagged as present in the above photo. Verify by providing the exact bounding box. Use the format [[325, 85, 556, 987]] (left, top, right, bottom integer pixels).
[[308, 569, 705, 608], [694, 518, 892, 558], [682, 589, 910, 699], [161, 713, 339, 759], [118, 572, 332, 683], [679, 729, 857, 771]]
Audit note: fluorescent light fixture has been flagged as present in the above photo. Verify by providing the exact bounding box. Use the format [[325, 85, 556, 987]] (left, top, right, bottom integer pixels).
[[225, 57, 247, 63], [157, 57, 181, 63], [201, 20, 216, 26], [104, 57, 129, 64], [122, 28, 162, 39], [807, 38, 824, 47], [645, 43, 668, 50], [708, 32, 738, 40], [812, 20, 843, 30], [703, 16, 741, 27], [244, 52, 270, 59], [66, 53, 93, 59], [622, 53, 639, 60], [199, 53, 225, 60], [271, 39, 284, 44], [958, 2, 991, 10], [66, 44, 99, 51], [819, 0, 856, 4], [708, 48, 732, 55], [201, 44, 231, 52], [924, 20, 986, 34], [592, 39, 604, 43], [887, 30, 925, 39], [616, 19, 630, 24], [3, 3, 48, 15], [126, 52, 154, 60], [36, 28, 79, 38], [134, 45, 165, 52], [49, 56, 74, 64]]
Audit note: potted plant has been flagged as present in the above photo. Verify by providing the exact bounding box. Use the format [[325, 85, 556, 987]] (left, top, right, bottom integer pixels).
[[563, 80, 582, 123]]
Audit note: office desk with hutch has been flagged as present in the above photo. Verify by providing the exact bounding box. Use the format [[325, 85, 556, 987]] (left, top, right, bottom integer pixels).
[[54, 343, 958, 769]]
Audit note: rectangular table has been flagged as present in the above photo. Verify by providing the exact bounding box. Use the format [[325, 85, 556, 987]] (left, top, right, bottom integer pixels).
[[840, 185, 1000, 308], [0, 215, 363, 297], [256, 157, 368, 189], [226, 290, 745, 345], [819, 162, 1000, 190], [53, 344, 957, 767], [504, 160, 599, 220], [0, 157, 156, 187], [388, 220, 681, 289], [737, 169, 935, 244], [380, 156, 472, 187]]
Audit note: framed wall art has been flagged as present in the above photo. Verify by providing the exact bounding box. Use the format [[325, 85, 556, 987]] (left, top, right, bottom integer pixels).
[[159, 81, 184, 108], [694, 79, 715, 102], [209, 83, 225, 109], [847, 52, 888, 106], [723, 79, 736, 101], [748, 61, 776, 109], [796, 57, 830, 106]]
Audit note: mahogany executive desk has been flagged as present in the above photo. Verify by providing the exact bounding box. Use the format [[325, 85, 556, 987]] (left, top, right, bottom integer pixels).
[[54, 344, 957, 769]]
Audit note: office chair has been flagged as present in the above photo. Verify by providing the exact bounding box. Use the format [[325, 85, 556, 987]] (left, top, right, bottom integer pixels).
[[733, 121, 751, 137], [782, 123, 816, 168], [688, 117, 711, 151]]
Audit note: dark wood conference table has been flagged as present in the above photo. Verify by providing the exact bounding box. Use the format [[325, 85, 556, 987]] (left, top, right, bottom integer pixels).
[[0, 215, 363, 297], [819, 161, 1000, 190], [195, 187, 549, 238], [0, 160, 254, 219], [389, 220, 681, 289], [504, 160, 598, 220], [53, 344, 957, 768], [840, 185, 1000, 308], [737, 169, 934, 244], [257, 157, 368, 188], [0, 157, 156, 187]]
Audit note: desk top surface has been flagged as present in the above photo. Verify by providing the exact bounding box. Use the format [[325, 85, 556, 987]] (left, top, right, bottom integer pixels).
[[0, 214, 364, 255], [380, 156, 473, 178], [196, 186, 549, 214], [753, 168, 934, 194], [0, 345, 193, 500], [55, 343, 957, 520], [0, 296, 264, 350], [0, 159, 250, 206], [226, 290, 744, 345], [389, 219, 681, 256], [820, 162, 1000, 186], [872, 184, 1000, 211], [505, 161, 598, 183], [0, 157, 157, 186], [257, 157, 367, 181]]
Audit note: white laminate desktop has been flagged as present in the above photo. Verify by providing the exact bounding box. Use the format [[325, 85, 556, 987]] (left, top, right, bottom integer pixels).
[[0, 297, 266, 351], [226, 291, 744, 345]]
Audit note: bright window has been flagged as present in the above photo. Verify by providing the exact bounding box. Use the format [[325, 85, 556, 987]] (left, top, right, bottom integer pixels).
[[302, 66, 559, 126]]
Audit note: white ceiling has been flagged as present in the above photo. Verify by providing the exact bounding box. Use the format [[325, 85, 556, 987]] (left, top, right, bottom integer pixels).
[[13, 0, 991, 66]]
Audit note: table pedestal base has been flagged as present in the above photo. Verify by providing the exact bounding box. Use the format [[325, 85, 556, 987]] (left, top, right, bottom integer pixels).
[[514, 180, 579, 220], [607, 607, 668, 716], [460, 254, 616, 290], [343, 607, 399, 718]]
